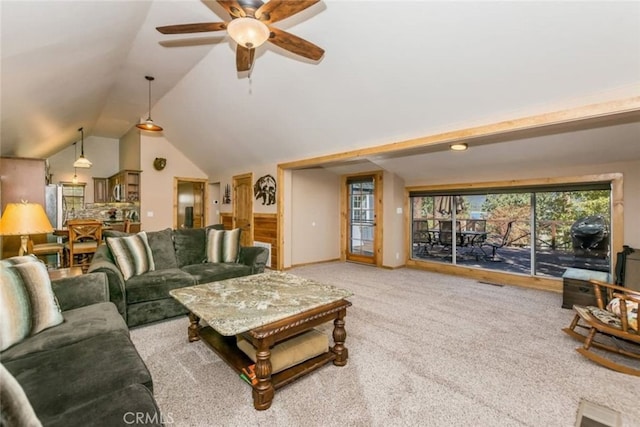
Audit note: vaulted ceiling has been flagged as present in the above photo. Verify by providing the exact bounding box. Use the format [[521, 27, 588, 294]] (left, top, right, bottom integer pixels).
[[2, 1, 639, 182]]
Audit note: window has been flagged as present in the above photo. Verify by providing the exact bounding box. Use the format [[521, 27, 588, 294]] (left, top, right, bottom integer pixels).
[[61, 183, 86, 221], [409, 179, 613, 278]]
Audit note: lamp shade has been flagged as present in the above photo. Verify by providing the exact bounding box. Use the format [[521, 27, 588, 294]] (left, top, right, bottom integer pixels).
[[0, 202, 54, 236], [136, 119, 163, 132], [227, 17, 270, 49], [73, 156, 92, 168]]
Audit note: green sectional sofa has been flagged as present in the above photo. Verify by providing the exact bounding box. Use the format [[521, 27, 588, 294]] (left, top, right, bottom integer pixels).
[[1, 256, 162, 427], [88, 225, 269, 327]]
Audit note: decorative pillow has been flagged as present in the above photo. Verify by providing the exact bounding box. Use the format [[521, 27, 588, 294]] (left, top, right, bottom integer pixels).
[[606, 298, 638, 331], [106, 231, 155, 280], [173, 228, 207, 267], [0, 363, 43, 427], [206, 228, 241, 263], [0, 266, 31, 351], [0, 261, 63, 351], [0, 254, 40, 267]]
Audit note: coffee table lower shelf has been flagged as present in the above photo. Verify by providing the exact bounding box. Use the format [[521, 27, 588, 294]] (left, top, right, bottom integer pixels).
[[187, 298, 351, 410], [198, 326, 338, 390]]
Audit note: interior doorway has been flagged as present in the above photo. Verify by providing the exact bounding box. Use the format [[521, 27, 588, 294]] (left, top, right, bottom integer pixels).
[[342, 172, 382, 266], [174, 177, 208, 229], [233, 173, 254, 246]]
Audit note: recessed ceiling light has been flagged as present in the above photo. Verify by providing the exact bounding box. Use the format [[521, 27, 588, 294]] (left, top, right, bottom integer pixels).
[[450, 143, 468, 151]]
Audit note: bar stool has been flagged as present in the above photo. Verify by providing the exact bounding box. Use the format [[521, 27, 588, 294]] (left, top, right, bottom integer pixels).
[[29, 238, 66, 268]]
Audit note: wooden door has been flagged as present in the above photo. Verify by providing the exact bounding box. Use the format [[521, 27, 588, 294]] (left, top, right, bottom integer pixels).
[[233, 173, 253, 246], [174, 178, 208, 229], [342, 173, 382, 266]]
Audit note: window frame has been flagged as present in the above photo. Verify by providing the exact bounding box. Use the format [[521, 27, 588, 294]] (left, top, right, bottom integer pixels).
[[405, 173, 623, 292]]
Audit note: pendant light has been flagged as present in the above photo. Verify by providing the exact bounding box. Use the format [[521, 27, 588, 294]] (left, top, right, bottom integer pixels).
[[72, 142, 78, 183], [136, 75, 163, 132], [73, 127, 92, 168]]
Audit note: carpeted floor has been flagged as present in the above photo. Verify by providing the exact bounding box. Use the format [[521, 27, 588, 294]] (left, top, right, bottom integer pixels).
[[130, 262, 640, 427]]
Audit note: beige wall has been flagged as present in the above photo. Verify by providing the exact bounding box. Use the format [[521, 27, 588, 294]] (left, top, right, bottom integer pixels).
[[289, 169, 341, 266], [382, 171, 406, 268], [119, 127, 141, 170], [47, 136, 119, 203], [139, 133, 207, 232]]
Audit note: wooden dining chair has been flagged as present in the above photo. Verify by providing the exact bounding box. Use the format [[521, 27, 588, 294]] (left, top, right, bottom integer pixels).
[[63, 219, 102, 272], [28, 236, 66, 268]]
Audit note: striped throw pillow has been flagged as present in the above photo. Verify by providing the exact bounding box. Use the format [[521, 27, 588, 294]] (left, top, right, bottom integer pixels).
[[106, 231, 155, 280], [0, 260, 63, 351], [206, 228, 241, 263]]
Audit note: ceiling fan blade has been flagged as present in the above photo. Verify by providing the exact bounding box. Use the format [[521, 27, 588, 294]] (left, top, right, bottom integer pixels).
[[236, 46, 255, 72], [268, 27, 324, 61], [156, 22, 227, 34], [255, 0, 319, 24], [216, 0, 246, 18]]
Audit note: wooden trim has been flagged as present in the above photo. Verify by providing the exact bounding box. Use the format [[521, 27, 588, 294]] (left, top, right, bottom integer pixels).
[[406, 258, 562, 292], [405, 172, 623, 292], [278, 97, 640, 170], [341, 171, 383, 266], [277, 166, 285, 270]]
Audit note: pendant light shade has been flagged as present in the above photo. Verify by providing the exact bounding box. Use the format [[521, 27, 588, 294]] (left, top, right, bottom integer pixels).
[[73, 127, 92, 168], [136, 75, 163, 132]]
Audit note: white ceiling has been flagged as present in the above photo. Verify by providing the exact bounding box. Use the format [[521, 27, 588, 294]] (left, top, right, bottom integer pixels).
[[2, 1, 640, 182]]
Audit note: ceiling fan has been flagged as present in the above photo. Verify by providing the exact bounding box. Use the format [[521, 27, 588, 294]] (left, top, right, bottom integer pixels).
[[156, 0, 324, 72]]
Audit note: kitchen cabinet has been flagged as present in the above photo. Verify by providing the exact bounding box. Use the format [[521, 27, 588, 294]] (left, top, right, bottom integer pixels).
[[108, 170, 141, 202], [93, 178, 109, 203]]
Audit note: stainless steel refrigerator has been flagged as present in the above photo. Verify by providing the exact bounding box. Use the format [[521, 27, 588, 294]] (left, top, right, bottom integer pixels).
[[44, 184, 64, 234]]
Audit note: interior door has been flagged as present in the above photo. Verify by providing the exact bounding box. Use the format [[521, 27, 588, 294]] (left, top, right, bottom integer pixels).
[[344, 173, 381, 265], [233, 173, 253, 246], [175, 178, 207, 229]]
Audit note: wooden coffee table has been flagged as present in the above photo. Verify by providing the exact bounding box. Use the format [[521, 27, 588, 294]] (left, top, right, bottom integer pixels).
[[169, 272, 353, 410]]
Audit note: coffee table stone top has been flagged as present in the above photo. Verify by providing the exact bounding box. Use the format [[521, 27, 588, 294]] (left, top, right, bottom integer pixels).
[[169, 271, 353, 336]]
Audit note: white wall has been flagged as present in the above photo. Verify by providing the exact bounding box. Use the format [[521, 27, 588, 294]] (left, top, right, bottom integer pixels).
[[139, 133, 207, 232], [290, 169, 341, 266], [47, 136, 119, 202]]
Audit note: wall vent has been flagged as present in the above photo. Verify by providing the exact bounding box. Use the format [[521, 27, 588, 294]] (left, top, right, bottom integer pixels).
[[253, 241, 272, 269]]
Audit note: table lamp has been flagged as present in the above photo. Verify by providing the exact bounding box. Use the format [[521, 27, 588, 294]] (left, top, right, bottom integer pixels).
[[0, 202, 54, 256]]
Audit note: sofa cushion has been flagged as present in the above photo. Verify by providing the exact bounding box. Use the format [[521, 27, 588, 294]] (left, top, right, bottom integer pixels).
[[1, 302, 127, 362], [125, 268, 197, 304], [0, 362, 42, 427], [181, 262, 253, 284], [206, 228, 241, 263], [146, 228, 178, 270], [0, 261, 63, 351], [45, 383, 163, 427], [107, 231, 155, 280], [3, 331, 153, 423], [173, 228, 207, 267]]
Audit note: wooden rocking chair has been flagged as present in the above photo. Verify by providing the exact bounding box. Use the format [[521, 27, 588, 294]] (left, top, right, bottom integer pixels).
[[562, 279, 640, 376]]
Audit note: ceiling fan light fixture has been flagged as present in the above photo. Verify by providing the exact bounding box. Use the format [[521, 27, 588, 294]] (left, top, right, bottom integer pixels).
[[227, 17, 270, 49], [136, 76, 163, 132], [73, 127, 92, 168]]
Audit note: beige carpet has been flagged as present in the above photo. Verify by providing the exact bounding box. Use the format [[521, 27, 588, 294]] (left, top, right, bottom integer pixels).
[[130, 262, 640, 426]]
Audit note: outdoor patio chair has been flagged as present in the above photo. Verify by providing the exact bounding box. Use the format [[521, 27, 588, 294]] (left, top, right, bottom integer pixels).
[[438, 220, 462, 249], [480, 220, 514, 261], [562, 279, 639, 376]]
